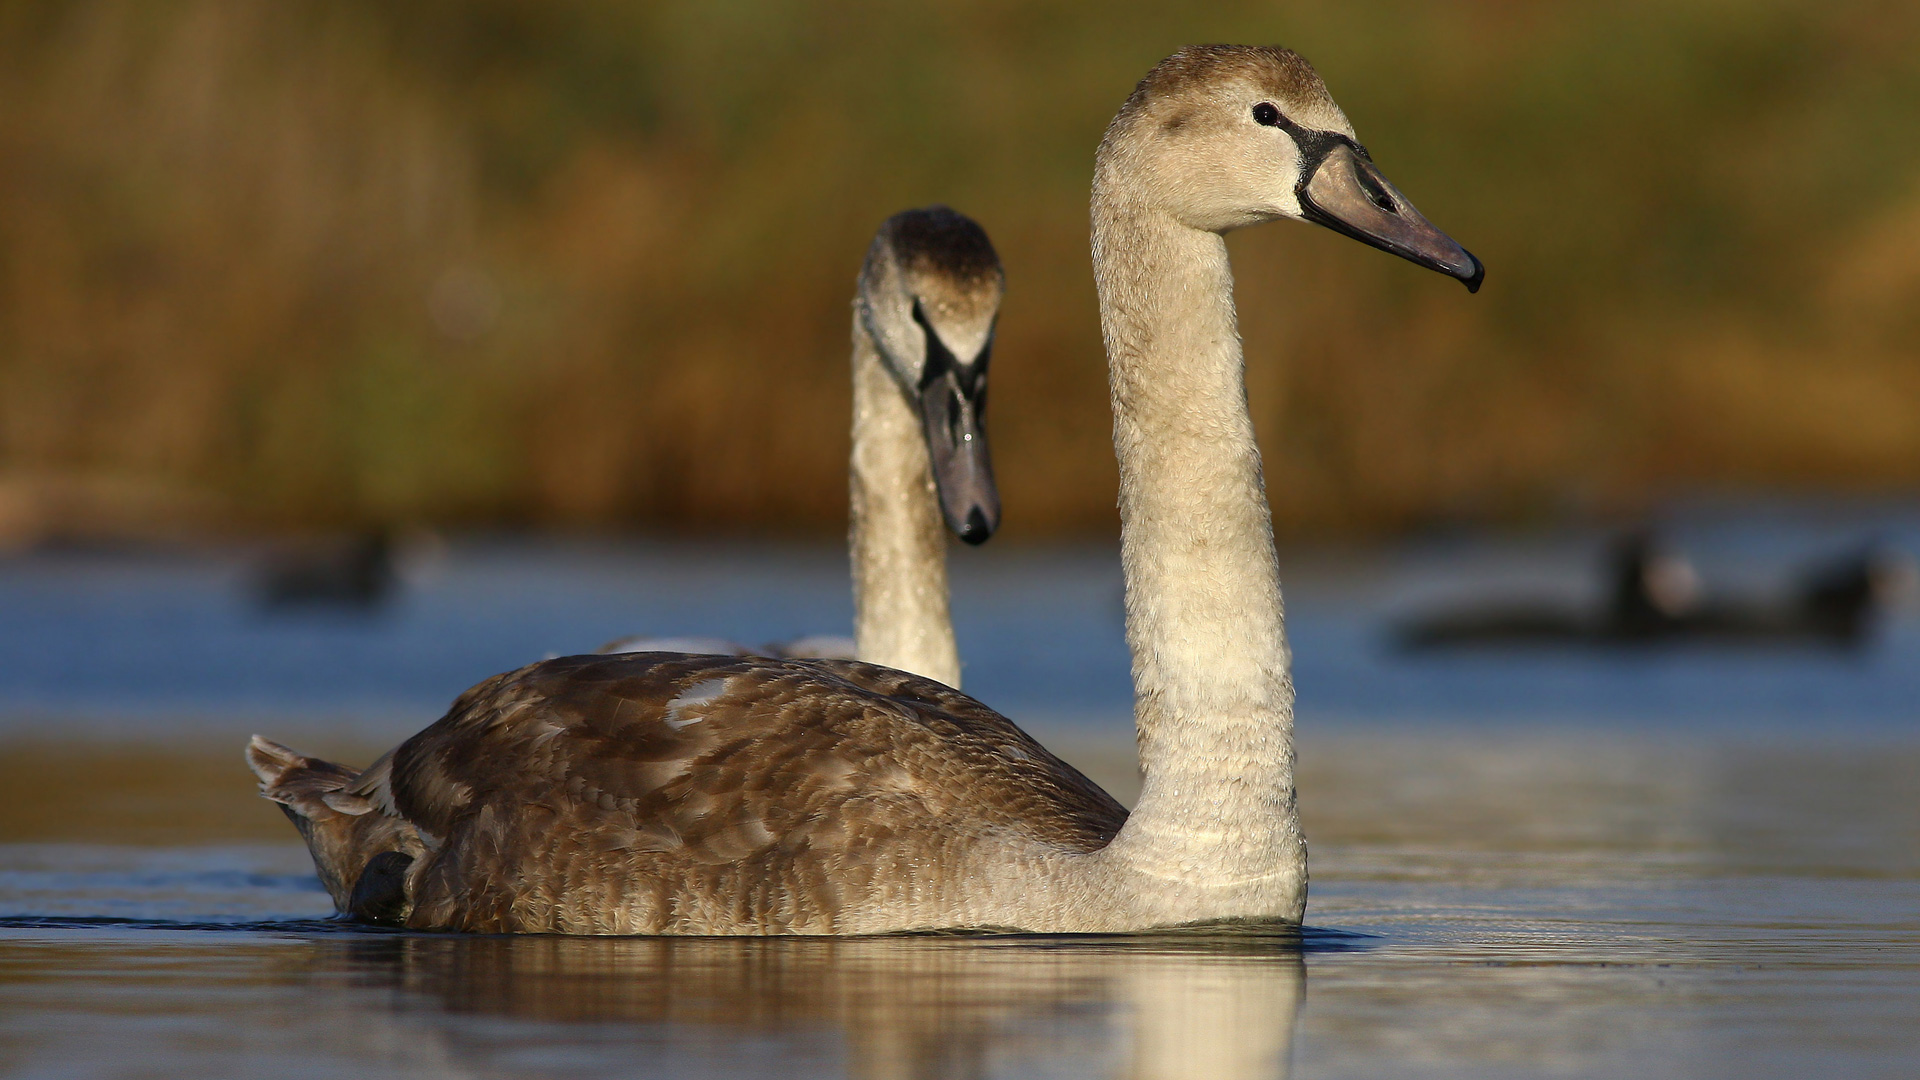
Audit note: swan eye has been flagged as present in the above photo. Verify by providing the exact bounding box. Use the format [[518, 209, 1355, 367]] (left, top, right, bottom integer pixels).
[[1252, 102, 1281, 127]]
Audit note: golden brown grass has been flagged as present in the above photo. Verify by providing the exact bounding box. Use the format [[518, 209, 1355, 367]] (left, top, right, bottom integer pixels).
[[0, 738, 340, 844], [1, 0, 1917, 541]]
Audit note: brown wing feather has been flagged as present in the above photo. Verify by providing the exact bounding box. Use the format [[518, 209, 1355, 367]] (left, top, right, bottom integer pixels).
[[378, 653, 1126, 934]]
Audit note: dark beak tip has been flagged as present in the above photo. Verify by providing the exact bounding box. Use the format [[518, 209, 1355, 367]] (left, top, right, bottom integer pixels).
[[1460, 250, 1485, 294], [958, 506, 995, 546]]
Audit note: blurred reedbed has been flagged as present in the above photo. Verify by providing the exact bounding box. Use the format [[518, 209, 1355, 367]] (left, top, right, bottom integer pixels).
[[1, 0, 1918, 542]]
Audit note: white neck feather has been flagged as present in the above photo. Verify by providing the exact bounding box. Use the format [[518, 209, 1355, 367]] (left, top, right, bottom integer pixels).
[[1092, 194, 1305, 918], [849, 317, 962, 688]]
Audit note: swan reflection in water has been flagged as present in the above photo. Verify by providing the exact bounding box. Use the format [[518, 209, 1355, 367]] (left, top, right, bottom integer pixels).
[[300, 930, 1311, 1080]]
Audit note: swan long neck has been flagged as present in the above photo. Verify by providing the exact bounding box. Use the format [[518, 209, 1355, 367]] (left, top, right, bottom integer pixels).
[[1092, 191, 1304, 903], [849, 313, 962, 688]]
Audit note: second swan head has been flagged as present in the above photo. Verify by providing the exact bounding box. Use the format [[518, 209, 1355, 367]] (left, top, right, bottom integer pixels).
[[859, 206, 1006, 544]]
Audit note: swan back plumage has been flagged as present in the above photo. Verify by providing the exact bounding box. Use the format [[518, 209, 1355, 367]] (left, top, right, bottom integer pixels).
[[357, 653, 1123, 934]]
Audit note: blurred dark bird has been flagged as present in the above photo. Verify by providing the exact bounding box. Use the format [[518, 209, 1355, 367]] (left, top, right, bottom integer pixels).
[[600, 206, 1004, 687], [1680, 543, 1916, 648], [1397, 533, 1914, 651], [255, 531, 397, 611], [1396, 531, 1699, 649]]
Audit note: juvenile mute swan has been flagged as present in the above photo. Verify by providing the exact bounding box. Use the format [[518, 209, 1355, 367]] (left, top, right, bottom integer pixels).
[[600, 207, 1004, 687], [247, 45, 1479, 934]]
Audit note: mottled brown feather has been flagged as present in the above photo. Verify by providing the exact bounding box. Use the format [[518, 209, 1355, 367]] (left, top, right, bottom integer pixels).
[[341, 653, 1124, 934]]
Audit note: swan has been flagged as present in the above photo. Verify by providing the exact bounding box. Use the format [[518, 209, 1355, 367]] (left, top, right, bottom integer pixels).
[[598, 207, 1004, 686], [247, 44, 1479, 934]]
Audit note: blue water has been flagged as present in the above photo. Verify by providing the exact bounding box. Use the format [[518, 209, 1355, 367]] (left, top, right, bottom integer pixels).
[[4, 504, 1918, 736]]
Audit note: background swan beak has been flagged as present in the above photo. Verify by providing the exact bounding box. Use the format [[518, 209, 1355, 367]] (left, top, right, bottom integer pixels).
[[918, 367, 1000, 545], [1301, 144, 1485, 292]]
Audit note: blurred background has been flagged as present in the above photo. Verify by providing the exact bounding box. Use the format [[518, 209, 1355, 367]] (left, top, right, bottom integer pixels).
[[3, 0, 1918, 544], [4, 9, 1919, 1076]]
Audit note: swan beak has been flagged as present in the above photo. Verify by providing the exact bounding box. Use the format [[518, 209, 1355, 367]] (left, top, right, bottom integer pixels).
[[1300, 144, 1484, 292], [918, 366, 1000, 545]]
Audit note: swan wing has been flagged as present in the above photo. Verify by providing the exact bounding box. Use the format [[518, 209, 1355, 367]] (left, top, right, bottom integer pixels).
[[376, 652, 1124, 933]]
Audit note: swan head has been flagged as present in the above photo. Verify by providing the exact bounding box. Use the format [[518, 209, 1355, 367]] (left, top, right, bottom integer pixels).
[[1098, 45, 1483, 292], [858, 206, 1006, 545]]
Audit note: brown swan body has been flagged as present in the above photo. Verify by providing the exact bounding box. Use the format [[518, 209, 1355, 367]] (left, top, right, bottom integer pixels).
[[258, 654, 1122, 933], [250, 45, 1479, 935]]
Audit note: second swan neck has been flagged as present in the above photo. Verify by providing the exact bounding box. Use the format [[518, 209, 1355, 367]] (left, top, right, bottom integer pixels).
[[849, 317, 962, 688]]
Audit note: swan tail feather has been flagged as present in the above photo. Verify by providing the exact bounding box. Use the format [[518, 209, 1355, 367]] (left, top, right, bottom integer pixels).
[[247, 736, 361, 815], [245, 735, 419, 923]]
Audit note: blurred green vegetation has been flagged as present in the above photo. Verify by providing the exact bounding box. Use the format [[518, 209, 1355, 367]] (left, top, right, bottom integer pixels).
[[1, 0, 1918, 540]]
